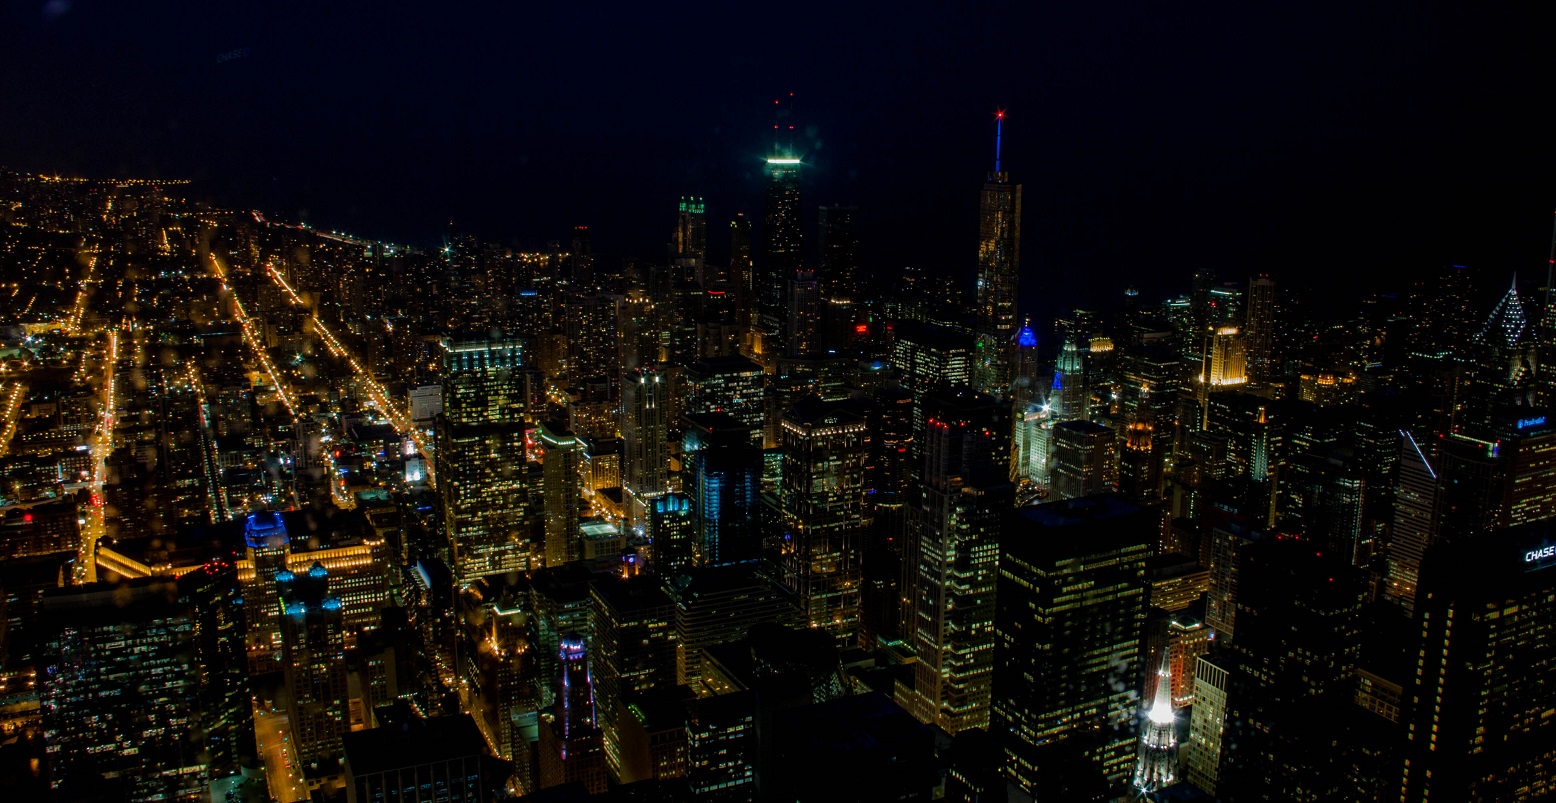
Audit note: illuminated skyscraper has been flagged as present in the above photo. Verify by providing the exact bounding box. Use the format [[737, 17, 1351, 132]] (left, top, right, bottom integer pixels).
[[1196, 326, 1248, 429], [759, 151, 803, 354], [1051, 336, 1087, 423], [589, 575, 678, 781], [440, 337, 527, 423], [622, 366, 670, 529], [1401, 522, 1556, 801], [730, 214, 755, 338], [675, 196, 708, 265], [1051, 420, 1117, 501], [438, 338, 534, 579], [1244, 276, 1276, 384], [278, 562, 351, 772], [785, 268, 821, 355], [1384, 431, 1439, 614], [539, 635, 608, 794], [539, 421, 582, 567], [243, 510, 290, 672], [776, 397, 868, 646], [1460, 278, 1540, 435], [993, 495, 1153, 794], [892, 321, 976, 454], [39, 570, 251, 801], [896, 388, 1010, 735], [1436, 411, 1556, 541], [683, 412, 762, 566], [569, 293, 622, 383], [1009, 323, 1043, 485], [973, 111, 1022, 397], [685, 355, 766, 447], [648, 492, 696, 576]]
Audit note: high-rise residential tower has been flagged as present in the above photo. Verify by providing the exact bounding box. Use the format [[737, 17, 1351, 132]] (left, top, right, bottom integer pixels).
[[973, 111, 1022, 397], [539, 421, 582, 567]]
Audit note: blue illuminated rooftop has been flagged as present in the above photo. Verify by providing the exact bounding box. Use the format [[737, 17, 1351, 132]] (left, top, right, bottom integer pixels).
[[244, 510, 289, 549]]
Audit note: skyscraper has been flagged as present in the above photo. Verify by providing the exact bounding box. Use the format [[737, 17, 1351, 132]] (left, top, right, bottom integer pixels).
[[818, 204, 861, 303], [776, 397, 868, 646], [589, 574, 679, 781], [244, 510, 290, 673], [684, 355, 766, 447], [891, 320, 976, 453], [993, 495, 1153, 794], [440, 337, 527, 423], [896, 388, 1010, 735], [730, 214, 754, 339], [278, 562, 351, 772], [539, 421, 582, 567], [785, 268, 821, 355], [675, 196, 708, 266], [1401, 522, 1556, 801], [1009, 322, 1043, 485], [1385, 430, 1439, 614], [759, 151, 803, 355], [1051, 420, 1117, 501], [39, 571, 251, 801], [438, 338, 534, 579], [1216, 541, 1366, 800], [1051, 335, 1087, 423], [621, 366, 670, 529], [539, 635, 608, 794], [973, 111, 1022, 398], [1244, 275, 1276, 384], [648, 492, 696, 576], [682, 412, 762, 566]]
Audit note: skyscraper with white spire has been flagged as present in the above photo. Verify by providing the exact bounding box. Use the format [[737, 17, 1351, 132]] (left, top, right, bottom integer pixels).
[[1133, 650, 1179, 795]]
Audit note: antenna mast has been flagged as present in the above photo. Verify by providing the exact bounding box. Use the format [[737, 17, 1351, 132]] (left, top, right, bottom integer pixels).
[[1544, 210, 1556, 332], [995, 108, 1008, 174]]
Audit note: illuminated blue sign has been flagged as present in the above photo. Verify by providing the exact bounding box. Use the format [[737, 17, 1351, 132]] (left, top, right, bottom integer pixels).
[[1527, 545, 1556, 564], [1518, 416, 1547, 430]]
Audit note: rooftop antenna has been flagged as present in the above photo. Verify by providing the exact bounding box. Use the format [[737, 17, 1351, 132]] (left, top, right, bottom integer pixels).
[[772, 92, 798, 157], [994, 108, 1005, 173], [1544, 210, 1556, 331]]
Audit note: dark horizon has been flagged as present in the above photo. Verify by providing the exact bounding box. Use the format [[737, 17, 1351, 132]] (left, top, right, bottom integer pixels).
[[5, 1, 1556, 322]]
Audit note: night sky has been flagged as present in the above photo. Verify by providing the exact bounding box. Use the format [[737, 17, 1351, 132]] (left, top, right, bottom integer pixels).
[[5, 1, 1556, 325]]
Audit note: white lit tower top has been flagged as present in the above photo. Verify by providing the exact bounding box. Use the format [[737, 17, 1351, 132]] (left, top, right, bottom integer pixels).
[[1132, 649, 1179, 796]]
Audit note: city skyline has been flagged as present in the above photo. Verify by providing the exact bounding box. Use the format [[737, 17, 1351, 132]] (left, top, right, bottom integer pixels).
[[5, 3, 1556, 322], [6, 6, 1556, 802]]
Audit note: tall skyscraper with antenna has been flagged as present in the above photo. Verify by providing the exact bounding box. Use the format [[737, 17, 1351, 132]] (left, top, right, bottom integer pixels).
[[974, 110, 1022, 398], [760, 95, 803, 358]]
